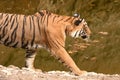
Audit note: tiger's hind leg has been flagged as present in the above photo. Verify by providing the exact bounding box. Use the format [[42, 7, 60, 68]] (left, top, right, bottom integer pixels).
[[25, 49, 42, 72], [25, 49, 37, 70]]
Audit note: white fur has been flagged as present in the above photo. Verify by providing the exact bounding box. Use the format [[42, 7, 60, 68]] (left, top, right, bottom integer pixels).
[[26, 53, 36, 69], [70, 31, 80, 38], [27, 44, 43, 49]]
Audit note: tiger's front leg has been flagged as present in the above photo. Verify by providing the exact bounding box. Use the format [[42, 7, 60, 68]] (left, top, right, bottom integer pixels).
[[25, 49, 37, 70], [52, 47, 86, 76]]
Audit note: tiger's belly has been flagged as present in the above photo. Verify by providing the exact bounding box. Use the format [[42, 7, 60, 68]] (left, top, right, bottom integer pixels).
[[27, 43, 44, 49], [0, 38, 44, 49]]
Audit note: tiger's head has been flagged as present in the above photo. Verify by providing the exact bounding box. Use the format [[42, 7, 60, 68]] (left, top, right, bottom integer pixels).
[[66, 14, 91, 42]]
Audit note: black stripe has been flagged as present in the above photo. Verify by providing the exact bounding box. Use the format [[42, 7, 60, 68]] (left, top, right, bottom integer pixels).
[[35, 44, 38, 49], [57, 17, 64, 23], [0, 14, 9, 31], [29, 16, 32, 30], [0, 14, 8, 27], [12, 41, 19, 48], [10, 25, 17, 43], [9, 14, 14, 22], [21, 16, 26, 48], [40, 14, 43, 24], [2, 14, 9, 25], [4, 36, 9, 45], [38, 12, 44, 16], [56, 39, 64, 48], [45, 10, 49, 14], [22, 41, 29, 49], [6, 15, 18, 46], [71, 17, 76, 23], [25, 49, 36, 58], [65, 17, 71, 22], [1, 22, 9, 39], [42, 14, 46, 23], [0, 13, 3, 30], [74, 31, 79, 38], [52, 16, 56, 23], [10, 15, 16, 30], [46, 13, 50, 27], [31, 16, 35, 46], [37, 17, 41, 38], [12, 15, 18, 42]]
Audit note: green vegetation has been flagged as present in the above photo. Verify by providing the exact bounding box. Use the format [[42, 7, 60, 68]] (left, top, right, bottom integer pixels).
[[0, 0, 120, 74]]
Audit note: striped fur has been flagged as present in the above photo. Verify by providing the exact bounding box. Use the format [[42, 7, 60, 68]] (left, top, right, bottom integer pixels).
[[0, 10, 91, 76]]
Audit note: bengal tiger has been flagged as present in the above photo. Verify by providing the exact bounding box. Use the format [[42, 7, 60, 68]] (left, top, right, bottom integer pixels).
[[0, 10, 91, 76]]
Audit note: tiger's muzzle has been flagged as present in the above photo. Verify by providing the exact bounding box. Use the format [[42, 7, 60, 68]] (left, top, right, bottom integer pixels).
[[81, 35, 91, 42]]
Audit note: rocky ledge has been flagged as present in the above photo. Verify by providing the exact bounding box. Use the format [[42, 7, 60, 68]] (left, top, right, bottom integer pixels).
[[0, 65, 119, 80]]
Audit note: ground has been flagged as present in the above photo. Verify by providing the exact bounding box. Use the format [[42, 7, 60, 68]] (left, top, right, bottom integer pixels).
[[0, 65, 119, 80]]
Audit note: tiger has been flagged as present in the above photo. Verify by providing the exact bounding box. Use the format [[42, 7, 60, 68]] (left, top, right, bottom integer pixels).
[[0, 10, 91, 76]]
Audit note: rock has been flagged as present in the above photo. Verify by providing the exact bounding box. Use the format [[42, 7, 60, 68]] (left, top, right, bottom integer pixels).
[[0, 65, 119, 80]]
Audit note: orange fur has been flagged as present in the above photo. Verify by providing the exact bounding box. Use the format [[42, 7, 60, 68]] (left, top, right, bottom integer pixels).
[[0, 10, 91, 76]]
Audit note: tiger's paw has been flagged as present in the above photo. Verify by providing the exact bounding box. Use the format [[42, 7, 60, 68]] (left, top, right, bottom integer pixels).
[[22, 67, 42, 72], [33, 68, 42, 72], [74, 70, 87, 76]]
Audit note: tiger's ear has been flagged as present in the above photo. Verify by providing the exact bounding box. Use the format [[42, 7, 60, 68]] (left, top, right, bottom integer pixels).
[[74, 19, 82, 26], [38, 11, 44, 16], [73, 13, 80, 18]]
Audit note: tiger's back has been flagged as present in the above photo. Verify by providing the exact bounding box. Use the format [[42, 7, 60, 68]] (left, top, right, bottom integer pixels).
[[0, 13, 46, 49]]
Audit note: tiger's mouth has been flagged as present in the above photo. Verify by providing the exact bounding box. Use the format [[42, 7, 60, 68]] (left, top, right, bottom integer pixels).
[[81, 35, 87, 39], [81, 35, 91, 42]]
